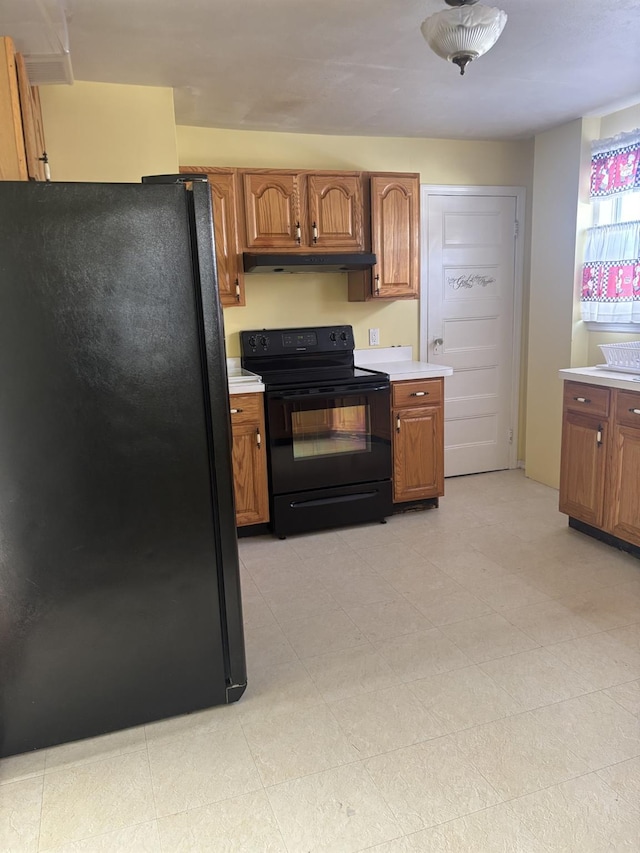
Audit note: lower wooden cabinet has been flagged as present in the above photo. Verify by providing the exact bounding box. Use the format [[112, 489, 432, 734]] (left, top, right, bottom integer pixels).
[[607, 391, 640, 547], [559, 380, 640, 549], [392, 378, 444, 504], [230, 393, 269, 527], [558, 410, 607, 528]]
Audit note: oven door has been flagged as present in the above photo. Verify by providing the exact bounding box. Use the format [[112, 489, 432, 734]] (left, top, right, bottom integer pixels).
[[266, 382, 391, 496]]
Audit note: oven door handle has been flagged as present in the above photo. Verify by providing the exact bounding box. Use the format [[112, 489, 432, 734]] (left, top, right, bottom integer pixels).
[[269, 383, 389, 401]]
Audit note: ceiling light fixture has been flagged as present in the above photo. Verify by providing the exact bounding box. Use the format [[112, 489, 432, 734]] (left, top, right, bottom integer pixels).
[[421, 0, 507, 76]]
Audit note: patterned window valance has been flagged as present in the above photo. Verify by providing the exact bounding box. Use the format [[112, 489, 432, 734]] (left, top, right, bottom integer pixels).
[[590, 128, 640, 198], [582, 128, 640, 324]]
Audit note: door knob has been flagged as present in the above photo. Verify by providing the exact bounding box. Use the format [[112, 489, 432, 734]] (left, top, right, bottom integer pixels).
[[433, 337, 443, 355]]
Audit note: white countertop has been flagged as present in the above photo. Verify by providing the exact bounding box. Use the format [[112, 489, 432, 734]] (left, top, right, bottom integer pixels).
[[227, 358, 264, 394], [559, 366, 640, 393], [227, 347, 453, 392], [355, 346, 453, 381]]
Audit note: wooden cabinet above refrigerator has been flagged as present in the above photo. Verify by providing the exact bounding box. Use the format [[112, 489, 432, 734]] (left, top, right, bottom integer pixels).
[[0, 36, 49, 182]]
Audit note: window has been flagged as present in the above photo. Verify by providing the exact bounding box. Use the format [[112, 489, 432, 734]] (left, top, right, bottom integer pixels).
[[581, 128, 640, 330]]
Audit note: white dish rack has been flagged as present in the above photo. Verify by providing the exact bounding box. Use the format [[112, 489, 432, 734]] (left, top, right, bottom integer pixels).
[[598, 342, 640, 374]]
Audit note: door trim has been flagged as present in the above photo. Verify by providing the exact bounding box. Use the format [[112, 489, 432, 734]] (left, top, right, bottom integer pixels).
[[419, 184, 526, 471]]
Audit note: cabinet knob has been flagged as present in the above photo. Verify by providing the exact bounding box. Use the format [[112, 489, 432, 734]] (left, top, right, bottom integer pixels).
[[573, 396, 591, 404], [596, 425, 603, 446], [256, 428, 262, 449], [230, 407, 243, 414], [629, 408, 640, 415], [410, 391, 427, 397], [295, 222, 301, 244], [396, 415, 401, 433], [312, 222, 318, 243], [375, 273, 380, 295]]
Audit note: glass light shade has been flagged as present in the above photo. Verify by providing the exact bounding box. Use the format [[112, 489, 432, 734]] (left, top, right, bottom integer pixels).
[[421, 4, 507, 74]]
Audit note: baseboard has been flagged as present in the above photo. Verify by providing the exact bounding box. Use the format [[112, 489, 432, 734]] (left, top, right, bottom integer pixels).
[[568, 517, 640, 559]]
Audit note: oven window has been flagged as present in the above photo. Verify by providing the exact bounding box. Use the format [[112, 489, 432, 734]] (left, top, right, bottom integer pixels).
[[291, 403, 371, 460]]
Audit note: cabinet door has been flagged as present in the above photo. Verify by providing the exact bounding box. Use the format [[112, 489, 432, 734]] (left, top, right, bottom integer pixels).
[[15, 54, 47, 181], [230, 395, 269, 526], [242, 171, 303, 249], [607, 422, 640, 547], [208, 172, 245, 307], [307, 173, 364, 249], [371, 173, 419, 299], [558, 411, 607, 527], [393, 405, 444, 502], [0, 37, 28, 180], [348, 173, 419, 301]]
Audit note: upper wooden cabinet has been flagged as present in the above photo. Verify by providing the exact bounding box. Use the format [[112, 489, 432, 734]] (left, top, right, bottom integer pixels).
[[242, 170, 302, 249], [0, 37, 47, 181], [15, 54, 47, 181], [241, 169, 364, 251], [178, 164, 419, 305], [181, 167, 245, 307], [307, 173, 364, 249], [208, 170, 245, 307], [348, 173, 420, 301]]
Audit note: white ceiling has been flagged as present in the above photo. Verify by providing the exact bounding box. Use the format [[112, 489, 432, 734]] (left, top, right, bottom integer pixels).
[[3, 0, 640, 140]]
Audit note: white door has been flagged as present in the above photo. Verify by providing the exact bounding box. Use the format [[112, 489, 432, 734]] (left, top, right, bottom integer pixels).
[[420, 188, 523, 477]]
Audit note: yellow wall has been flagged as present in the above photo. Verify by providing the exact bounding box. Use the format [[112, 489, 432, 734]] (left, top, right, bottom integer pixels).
[[526, 101, 640, 488], [599, 102, 640, 138], [526, 120, 586, 487], [178, 126, 532, 184], [177, 125, 534, 360], [39, 82, 178, 182]]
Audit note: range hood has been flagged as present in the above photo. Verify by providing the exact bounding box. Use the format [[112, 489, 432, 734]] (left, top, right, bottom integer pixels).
[[243, 252, 376, 274]]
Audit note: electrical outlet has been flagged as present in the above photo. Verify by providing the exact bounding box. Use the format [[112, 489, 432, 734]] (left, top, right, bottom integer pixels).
[[369, 328, 380, 346]]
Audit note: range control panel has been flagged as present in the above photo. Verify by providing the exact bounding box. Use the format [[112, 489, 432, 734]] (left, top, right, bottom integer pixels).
[[240, 325, 355, 356]]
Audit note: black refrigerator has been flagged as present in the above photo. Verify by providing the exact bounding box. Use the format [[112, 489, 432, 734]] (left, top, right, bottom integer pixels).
[[0, 178, 246, 758]]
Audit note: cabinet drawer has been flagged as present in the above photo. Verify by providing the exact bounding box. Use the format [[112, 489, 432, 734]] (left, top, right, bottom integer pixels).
[[392, 378, 442, 408], [615, 390, 640, 429], [563, 382, 610, 417], [229, 393, 262, 425]]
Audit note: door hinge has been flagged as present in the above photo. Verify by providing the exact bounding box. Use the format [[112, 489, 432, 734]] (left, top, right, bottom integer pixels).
[[508, 428, 513, 444], [514, 219, 519, 239]]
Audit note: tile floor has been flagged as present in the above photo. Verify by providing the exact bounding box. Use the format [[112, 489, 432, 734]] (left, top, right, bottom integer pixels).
[[2, 469, 640, 852]]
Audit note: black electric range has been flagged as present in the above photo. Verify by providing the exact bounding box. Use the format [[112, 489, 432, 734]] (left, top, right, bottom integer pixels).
[[240, 325, 393, 537]]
